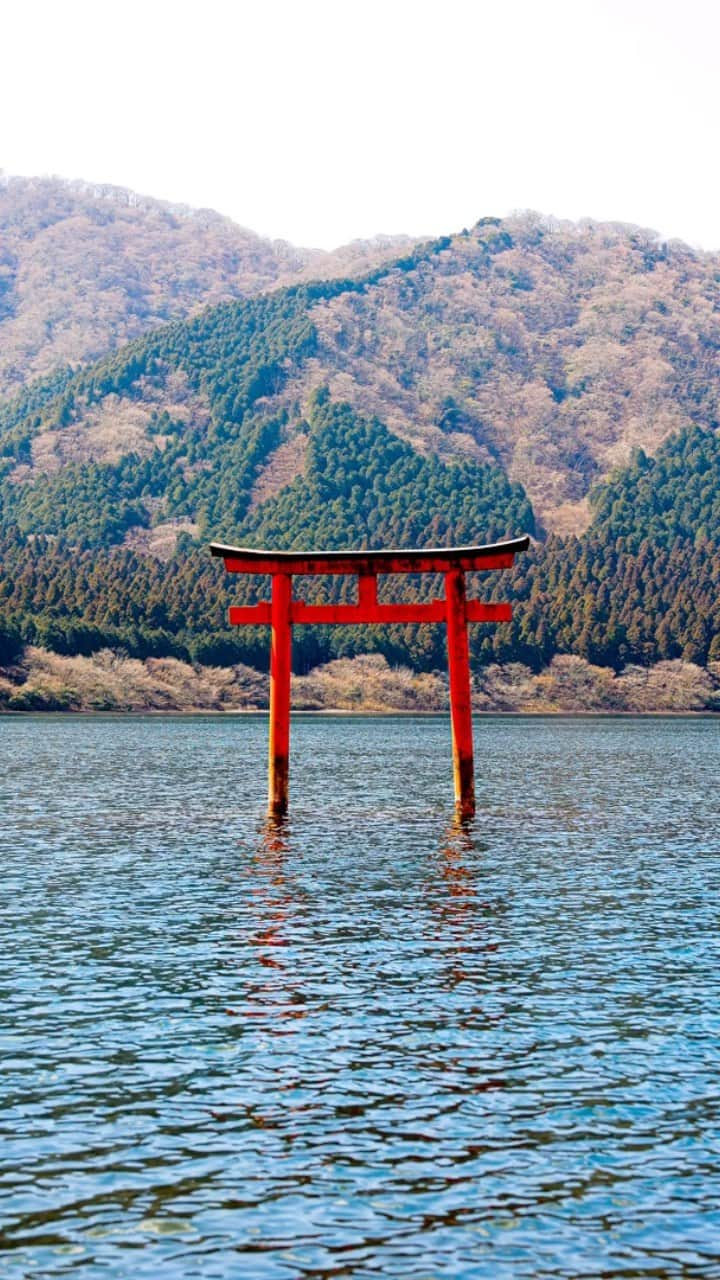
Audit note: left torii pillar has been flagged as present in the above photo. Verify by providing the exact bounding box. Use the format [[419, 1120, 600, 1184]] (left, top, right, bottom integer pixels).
[[268, 573, 292, 815]]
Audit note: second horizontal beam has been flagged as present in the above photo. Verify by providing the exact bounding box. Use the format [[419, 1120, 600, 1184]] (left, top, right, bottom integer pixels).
[[228, 601, 512, 626]]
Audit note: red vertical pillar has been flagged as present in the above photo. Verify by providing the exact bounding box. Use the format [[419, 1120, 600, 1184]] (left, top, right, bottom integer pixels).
[[358, 574, 377, 609], [444, 568, 476, 818], [268, 573, 292, 816]]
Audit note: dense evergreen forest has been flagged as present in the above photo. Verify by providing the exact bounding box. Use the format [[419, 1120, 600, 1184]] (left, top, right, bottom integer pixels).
[[1, 212, 719, 678], [1, 412, 719, 674]]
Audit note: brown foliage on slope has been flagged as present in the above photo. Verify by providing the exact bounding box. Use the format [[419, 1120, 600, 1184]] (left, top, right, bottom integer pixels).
[[3, 186, 719, 540], [277, 214, 720, 533], [0, 175, 410, 401], [2, 649, 718, 714]]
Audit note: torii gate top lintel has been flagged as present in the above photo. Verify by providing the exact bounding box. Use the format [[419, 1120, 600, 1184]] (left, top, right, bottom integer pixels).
[[210, 534, 530, 818], [210, 535, 530, 576]]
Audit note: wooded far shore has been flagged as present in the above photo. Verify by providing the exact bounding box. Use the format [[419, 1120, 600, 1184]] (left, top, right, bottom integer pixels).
[[2, 648, 719, 714]]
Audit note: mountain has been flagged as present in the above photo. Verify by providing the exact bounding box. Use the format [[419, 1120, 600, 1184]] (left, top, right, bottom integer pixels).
[[0, 173, 411, 402], [1, 211, 719, 679]]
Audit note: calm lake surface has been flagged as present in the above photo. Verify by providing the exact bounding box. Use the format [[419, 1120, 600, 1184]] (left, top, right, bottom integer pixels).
[[2, 714, 720, 1278]]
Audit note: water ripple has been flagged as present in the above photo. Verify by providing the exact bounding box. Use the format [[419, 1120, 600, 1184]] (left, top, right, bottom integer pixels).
[[1, 714, 720, 1277]]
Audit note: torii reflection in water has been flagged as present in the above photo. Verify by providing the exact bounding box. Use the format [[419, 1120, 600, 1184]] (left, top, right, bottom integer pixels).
[[428, 815, 502, 992], [228, 816, 308, 1026]]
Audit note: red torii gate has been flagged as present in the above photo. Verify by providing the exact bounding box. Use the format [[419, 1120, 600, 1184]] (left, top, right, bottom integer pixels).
[[210, 536, 529, 818]]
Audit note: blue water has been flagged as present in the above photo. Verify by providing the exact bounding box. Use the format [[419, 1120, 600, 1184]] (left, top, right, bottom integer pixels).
[[1, 714, 720, 1277]]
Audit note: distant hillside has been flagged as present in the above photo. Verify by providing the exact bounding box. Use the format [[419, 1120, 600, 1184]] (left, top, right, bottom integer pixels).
[[0, 174, 411, 402], [2, 202, 718, 534], [1, 213, 719, 678], [293, 214, 720, 535]]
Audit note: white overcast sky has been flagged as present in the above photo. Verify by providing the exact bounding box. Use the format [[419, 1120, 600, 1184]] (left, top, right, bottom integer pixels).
[[2, 0, 718, 250]]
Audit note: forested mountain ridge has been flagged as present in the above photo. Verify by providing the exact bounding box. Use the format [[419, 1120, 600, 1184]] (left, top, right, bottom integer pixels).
[[2, 202, 718, 535], [1, 209, 720, 683], [295, 214, 720, 534], [0, 174, 411, 402]]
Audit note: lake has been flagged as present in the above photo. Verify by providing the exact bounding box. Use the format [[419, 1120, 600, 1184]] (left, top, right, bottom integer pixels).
[[2, 714, 719, 1277]]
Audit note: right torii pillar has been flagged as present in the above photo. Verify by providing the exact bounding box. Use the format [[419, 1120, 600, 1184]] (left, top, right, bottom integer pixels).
[[210, 536, 530, 819], [444, 567, 476, 818]]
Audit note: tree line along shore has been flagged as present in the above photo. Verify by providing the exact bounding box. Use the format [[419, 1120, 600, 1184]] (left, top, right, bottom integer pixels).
[[2, 648, 718, 715]]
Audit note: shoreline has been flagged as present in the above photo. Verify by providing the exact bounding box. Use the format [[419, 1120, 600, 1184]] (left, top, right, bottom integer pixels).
[[3, 648, 720, 717], [2, 707, 718, 719]]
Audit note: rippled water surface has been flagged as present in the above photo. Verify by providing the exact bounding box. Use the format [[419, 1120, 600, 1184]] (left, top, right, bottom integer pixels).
[[2, 714, 720, 1277]]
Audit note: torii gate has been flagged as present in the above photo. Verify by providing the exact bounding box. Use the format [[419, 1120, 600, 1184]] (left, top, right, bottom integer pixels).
[[210, 536, 529, 818]]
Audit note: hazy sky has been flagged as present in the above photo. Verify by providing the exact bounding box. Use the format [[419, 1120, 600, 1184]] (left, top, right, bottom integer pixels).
[[2, 0, 718, 250]]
